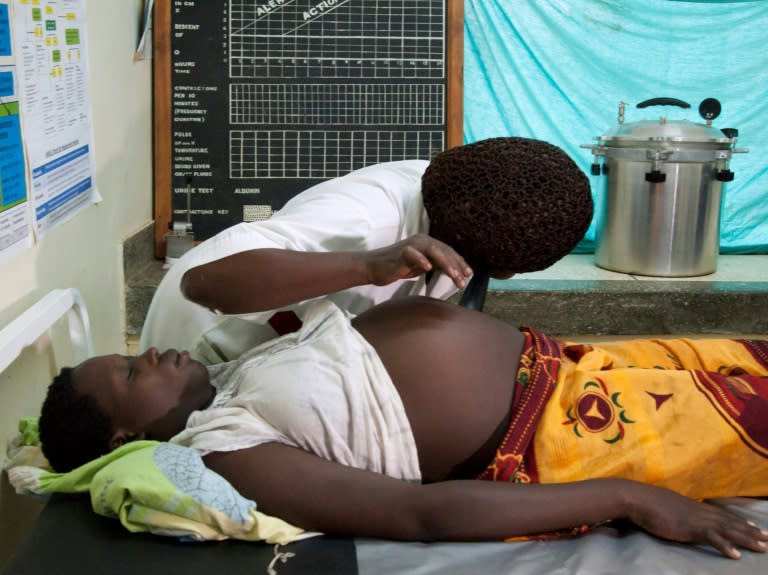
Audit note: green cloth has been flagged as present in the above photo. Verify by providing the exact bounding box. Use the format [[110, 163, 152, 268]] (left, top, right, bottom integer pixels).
[[18, 417, 40, 447], [5, 433, 308, 545]]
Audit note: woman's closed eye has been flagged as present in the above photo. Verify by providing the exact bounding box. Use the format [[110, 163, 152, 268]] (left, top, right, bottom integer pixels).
[[122, 357, 134, 382]]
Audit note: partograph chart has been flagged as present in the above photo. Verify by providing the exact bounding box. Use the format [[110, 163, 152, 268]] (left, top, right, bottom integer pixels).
[[169, 0, 449, 237], [227, 0, 446, 180]]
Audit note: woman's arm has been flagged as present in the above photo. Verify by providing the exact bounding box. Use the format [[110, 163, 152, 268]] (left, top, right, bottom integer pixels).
[[204, 443, 768, 559], [180, 234, 472, 314]]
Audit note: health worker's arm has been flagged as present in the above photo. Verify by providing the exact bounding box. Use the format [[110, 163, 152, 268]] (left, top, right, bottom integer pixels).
[[180, 234, 472, 314], [204, 442, 768, 559]]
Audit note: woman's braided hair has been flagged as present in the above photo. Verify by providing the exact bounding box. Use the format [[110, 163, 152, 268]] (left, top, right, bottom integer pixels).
[[422, 137, 593, 274], [39, 367, 114, 472]]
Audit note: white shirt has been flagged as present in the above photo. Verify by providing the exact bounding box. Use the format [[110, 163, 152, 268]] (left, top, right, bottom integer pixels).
[[139, 160, 458, 364], [171, 300, 422, 482]]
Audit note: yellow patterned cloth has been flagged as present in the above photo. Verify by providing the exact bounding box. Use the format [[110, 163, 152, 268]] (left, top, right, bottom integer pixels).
[[480, 330, 768, 501]]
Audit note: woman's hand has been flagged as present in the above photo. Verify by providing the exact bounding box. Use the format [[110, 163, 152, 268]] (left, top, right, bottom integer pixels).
[[365, 234, 473, 289], [625, 482, 768, 559]]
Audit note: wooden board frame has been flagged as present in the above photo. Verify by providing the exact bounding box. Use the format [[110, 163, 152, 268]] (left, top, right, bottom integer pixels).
[[152, 0, 463, 257]]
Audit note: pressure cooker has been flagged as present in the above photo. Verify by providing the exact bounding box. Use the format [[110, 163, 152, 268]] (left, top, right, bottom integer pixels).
[[582, 97, 748, 277]]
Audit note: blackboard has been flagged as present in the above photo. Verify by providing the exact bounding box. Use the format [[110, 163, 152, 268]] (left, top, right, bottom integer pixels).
[[153, 0, 463, 255]]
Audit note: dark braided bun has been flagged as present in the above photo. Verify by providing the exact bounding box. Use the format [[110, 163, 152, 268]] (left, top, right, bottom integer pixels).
[[422, 137, 593, 275]]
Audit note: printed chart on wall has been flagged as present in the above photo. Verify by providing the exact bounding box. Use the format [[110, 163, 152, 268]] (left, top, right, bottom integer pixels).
[[170, 0, 449, 241], [11, 0, 98, 238], [0, 0, 31, 264]]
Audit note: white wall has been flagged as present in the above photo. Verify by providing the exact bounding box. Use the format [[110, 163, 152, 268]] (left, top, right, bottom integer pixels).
[[0, 0, 153, 563]]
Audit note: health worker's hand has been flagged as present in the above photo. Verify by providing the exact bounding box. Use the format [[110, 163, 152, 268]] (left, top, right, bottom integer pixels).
[[364, 234, 473, 289]]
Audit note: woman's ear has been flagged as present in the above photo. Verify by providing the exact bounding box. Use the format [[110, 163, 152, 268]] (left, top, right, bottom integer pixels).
[[109, 430, 145, 451]]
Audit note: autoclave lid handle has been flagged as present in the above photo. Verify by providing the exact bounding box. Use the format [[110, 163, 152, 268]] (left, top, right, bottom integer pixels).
[[636, 97, 691, 109]]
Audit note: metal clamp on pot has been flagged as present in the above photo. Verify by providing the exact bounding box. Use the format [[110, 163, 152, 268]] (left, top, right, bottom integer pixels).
[[582, 97, 748, 277]]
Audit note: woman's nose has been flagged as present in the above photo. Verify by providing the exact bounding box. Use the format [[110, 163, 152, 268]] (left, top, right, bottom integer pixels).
[[140, 347, 159, 366]]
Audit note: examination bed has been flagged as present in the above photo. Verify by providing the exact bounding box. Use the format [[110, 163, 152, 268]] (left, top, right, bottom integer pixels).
[[2, 287, 767, 575]]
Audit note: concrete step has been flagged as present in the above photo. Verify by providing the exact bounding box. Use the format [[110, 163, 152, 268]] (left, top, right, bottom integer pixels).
[[123, 225, 768, 339], [482, 254, 768, 336]]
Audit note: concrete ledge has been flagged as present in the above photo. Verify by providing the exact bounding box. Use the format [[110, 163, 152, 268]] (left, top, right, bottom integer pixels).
[[123, 225, 768, 338], [480, 254, 768, 335], [482, 278, 768, 336], [123, 222, 164, 337], [125, 259, 167, 336]]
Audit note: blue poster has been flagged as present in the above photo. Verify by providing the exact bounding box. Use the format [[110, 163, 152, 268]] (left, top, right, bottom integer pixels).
[[0, 4, 11, 57], [0, 71, 26, 211], [0, 68, 12, 96]]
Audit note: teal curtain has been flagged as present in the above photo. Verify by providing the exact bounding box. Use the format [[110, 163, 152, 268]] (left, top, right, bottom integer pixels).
[[464, 0, 768, 253]]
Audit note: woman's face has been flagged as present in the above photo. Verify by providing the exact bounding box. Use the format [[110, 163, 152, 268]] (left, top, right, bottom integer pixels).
[[73, 347, 213, 444]]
